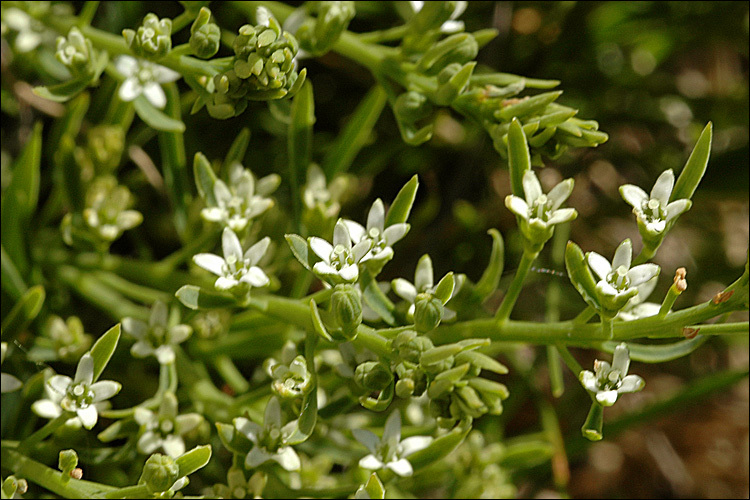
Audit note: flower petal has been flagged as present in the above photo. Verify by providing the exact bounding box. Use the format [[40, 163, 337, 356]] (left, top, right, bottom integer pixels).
[[114, 55, 138, 76], [155, 345, 176, 364], [579, 370, 598, 393], [383, 411, 402, 449], [245, 446, 272, 468], [77, 405, 99, 429], [342, 220, 366, 243], [383, 223, 409, 246], [240, 267, 270, 288], [213, 180, 232, 204], [90, 380, 121, 402], [143, 81, 167, 109], [611, 239, 632, 272], [352, 240, 372, 263], [138, 431, 162, 454], [201, 207, 225, 222], [150, 301, 168, 328], [505, 195, 529, 219], [152, 64, 180, 83], [367, 199, 385, 232], [665, 199, 691, 223], [596, 390, 619, 407], [392, 278, 417, 303], [193, 253, 226, 276], [32, 399, 62, 419], [547, 178, 574, 211], [352, 429, 380, 454], [587, 252, 612, 281], [118, 77, 141, 102], [358, 454, 384, 470], [522, 170, 543, 205], [169, 325, 192, 345], [415, 255, 434, 292], [611, 343, 631, 376], [387, 458, 413, 477], [618, 374, 645, 393], [244, 237, 271, 266], [339, 264, 359, 283], [274, 447, 301, 471], [333, 220, 352, 250], [627, 263, 660, 288], [650, 169, 674, 206], [215, 276, 239, 291], [122, 317, 148, 340], [162, 434, 186, 458], [309, 237, 333, 262], [546, 208, 577, 225], [234, 417, 263, 443], [619, 184, 648, 209], [399, 436, 433, 456], [75, 353, 94, 385], [222, 228, 244, 263], [131, 341, 156, 358]]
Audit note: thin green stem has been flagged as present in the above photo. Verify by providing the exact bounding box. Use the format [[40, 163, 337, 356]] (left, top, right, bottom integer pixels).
[[18, 414, 71, 452], [682, 321, 748, 336], [572, 306, 597, 324], [601, 317, 614, 339], [104, 484, 151, 499], [171, 10, 196, 33], [495, 251, 539, 322], [212, 355, 250, 394], [76, 1, 99, 28], [658, 282, 683, 317], [358, 25, 409, 43]]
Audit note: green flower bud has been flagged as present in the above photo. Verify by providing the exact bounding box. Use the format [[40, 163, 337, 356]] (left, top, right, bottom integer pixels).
[[55, 27, 93, 76], [354, 361, 392, 392], [139, 453, 180, 493], [123, 13, 172, 60], [413, 293, 444, 332], [410, 1, 460, 32], [395, 378, 415, 398], [58, 449, 79, 483], [2, 476, 27, 498], [270, 355, 313, 398], [330, 284, 362, 337], [190, 7, 220, 59], [297, 1, 356, 56], [393, 330, 434, 363], [417, 33, 478, 75], [87, 125, 125, 174], [394, 91, 433, 123]]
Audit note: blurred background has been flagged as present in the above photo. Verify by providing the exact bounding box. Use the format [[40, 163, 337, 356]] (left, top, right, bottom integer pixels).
[[2, 1, 748, 498]]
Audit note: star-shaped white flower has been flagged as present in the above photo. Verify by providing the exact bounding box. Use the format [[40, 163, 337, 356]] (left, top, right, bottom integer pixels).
[[32, 353, 120, 429], [391, 254, 461, 321], [309, 220, 371, 285], [114, 55, 180, 109], [409, 1, 468, 33], [122, 301, 192, 365], [580, 343, 645, 406], [193, 228, 271, 292], [201, 164, 279, 232], [352, 411, 432, 477], [587, 239, 660, 307], [505, 169, 577, 240], [234, 397, 301, 471], [342, 199, 410, 269], [134, 392, 203, 458], [619, 169, 692, 235]]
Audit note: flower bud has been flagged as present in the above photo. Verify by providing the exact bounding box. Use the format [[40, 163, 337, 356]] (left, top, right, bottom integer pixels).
[[87, 125, 125, 174], [417, 33, 478, 75], [190, 7, 220, 59], [354, 361, 392, 392], [123, 13, 172, 60], [56, 27, 93, 76], [139, 453, 180, 493], [394, 91, 433, 123], [330, 284, 362, 338], [271, 355, 313, 398], [413, 293, 444, 332], [297, 1, 356, 56], [395, 378, 415, 398], [58, 449, 79, 483], [393, 330, 434, 363]]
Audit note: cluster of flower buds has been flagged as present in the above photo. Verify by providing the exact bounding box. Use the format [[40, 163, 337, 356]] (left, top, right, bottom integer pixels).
[[123, 13, 172, 60], [294, 1, 356, 56], [189, 7, 220, 59], [55, 27, 94, 77], [207, 8, 306, 119]]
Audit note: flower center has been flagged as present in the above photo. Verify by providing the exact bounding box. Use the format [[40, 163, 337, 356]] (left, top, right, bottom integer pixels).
[[66, 383, 94, 409], [530, 194, 550, 221], [330, 244, 353, 269], [607, 265, 630, 290], [642, 198, 666, 222]]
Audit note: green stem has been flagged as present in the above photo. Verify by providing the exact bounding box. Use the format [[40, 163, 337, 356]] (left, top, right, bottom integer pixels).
[[572, 306, 596, 324], [495, 251, 538, 322], [104, 484, 151, 499], [601, 317, 614, 339], [212, 355, 250, 394], [2, 448, 117, 498], [358, 25, 409, 43], [682, 321, 748, 336], [658, 282, 683, 317], [55, 266, 150, 320], [18, 414, 71, 452], [171, 10, 196, 33], [76, 1, 99, 28]]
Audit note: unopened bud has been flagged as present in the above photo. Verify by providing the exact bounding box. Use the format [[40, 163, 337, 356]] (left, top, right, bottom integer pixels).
[[190, 7, 220, 58], [330, 284, 362, 338], [354, 362, 392, 392], [139, 453, 180, 493], [413, 293, 444, 332]]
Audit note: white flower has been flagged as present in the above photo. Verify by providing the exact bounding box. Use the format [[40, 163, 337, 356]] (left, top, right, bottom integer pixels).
[[342, 199, 410, 269], [201, 164, 278, 232], [505, 169, 577, 240], [309, 220, 371, 285], [2, 8, 51, 52], [619, 169, 692, 236], [193, 228, 271, 292], [31, 353, 120, 429], [352, 411, 432, 477], [409, 1, 468, 33], [122, 301, 192, 365], [587, 239, 660, 307], [1, 342, 22, 393], [580, 343, 645, 406], [114, 55, 180, 109], [391, 254, 462, 321], [234, 397, 301, 471], [134, 392, 203, 458], [616, 275, 661, 321]]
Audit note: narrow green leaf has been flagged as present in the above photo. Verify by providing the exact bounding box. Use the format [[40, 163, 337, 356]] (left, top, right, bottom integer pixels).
[[421, 344, 463, 366], [1, 245, 27, 301], [496, 91, 562, 121], [158, 83, 190, 238], [564, 241, 601, 311], [193, 152, 217, 206], [470, 73, 560, 89], [1, 122, 42, 276], [362, 473, 385, 499], [133, 95, 186, 132], [474, 229, 505, 301], [508, 118, 530, 198], [57, 135, 85, 212], [1, 285, 45, 341], [223, 128, 251, 169], [358, 377, 393, 411], [671, 122, 712, 202], [89, 323, 120, 382], [33, 78, 89, 103], [310, 299, 333, 342], [322, 85, 387, 177], [285, 234, 313, 271], [48, 91, 89, 161], [598, 337, 708, 363], [175, 285, 238, 310], [454, 350, 509, 374], [498, 438, 554, 468], [288, 80, 315, 227], [175, 445, 212, 477], [406, 421, 471, 471], [286, 332, 319, 445], [384, 175, 419, 227], [361, 271, 396, 325]]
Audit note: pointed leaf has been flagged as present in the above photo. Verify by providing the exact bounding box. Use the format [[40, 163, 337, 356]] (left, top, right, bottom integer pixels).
[[405, 421, 470, 472], [193, 152, 217, 206], [384, 175, 419, 227], [33, 78, 90, 103], [361, 271, 396, 325], [565, 241, 601, 311], [671, 122, 712, 202], [597, 337, 708, 363], [89, 323, 120, 382], [310, 299, 333, 342], [175, 445, 212, 477], [285, 234, 314, 271], [433, 273, 455, 304], [507, 118, 530, 198], [496, 91, 562, 121], [133, 95, 186, 132], [474, 229, 505, 301], [1, 245, 27, 302], [1, 285, 45, 341], [223, 128, 251, 171], [175, 285, 238, 310]]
